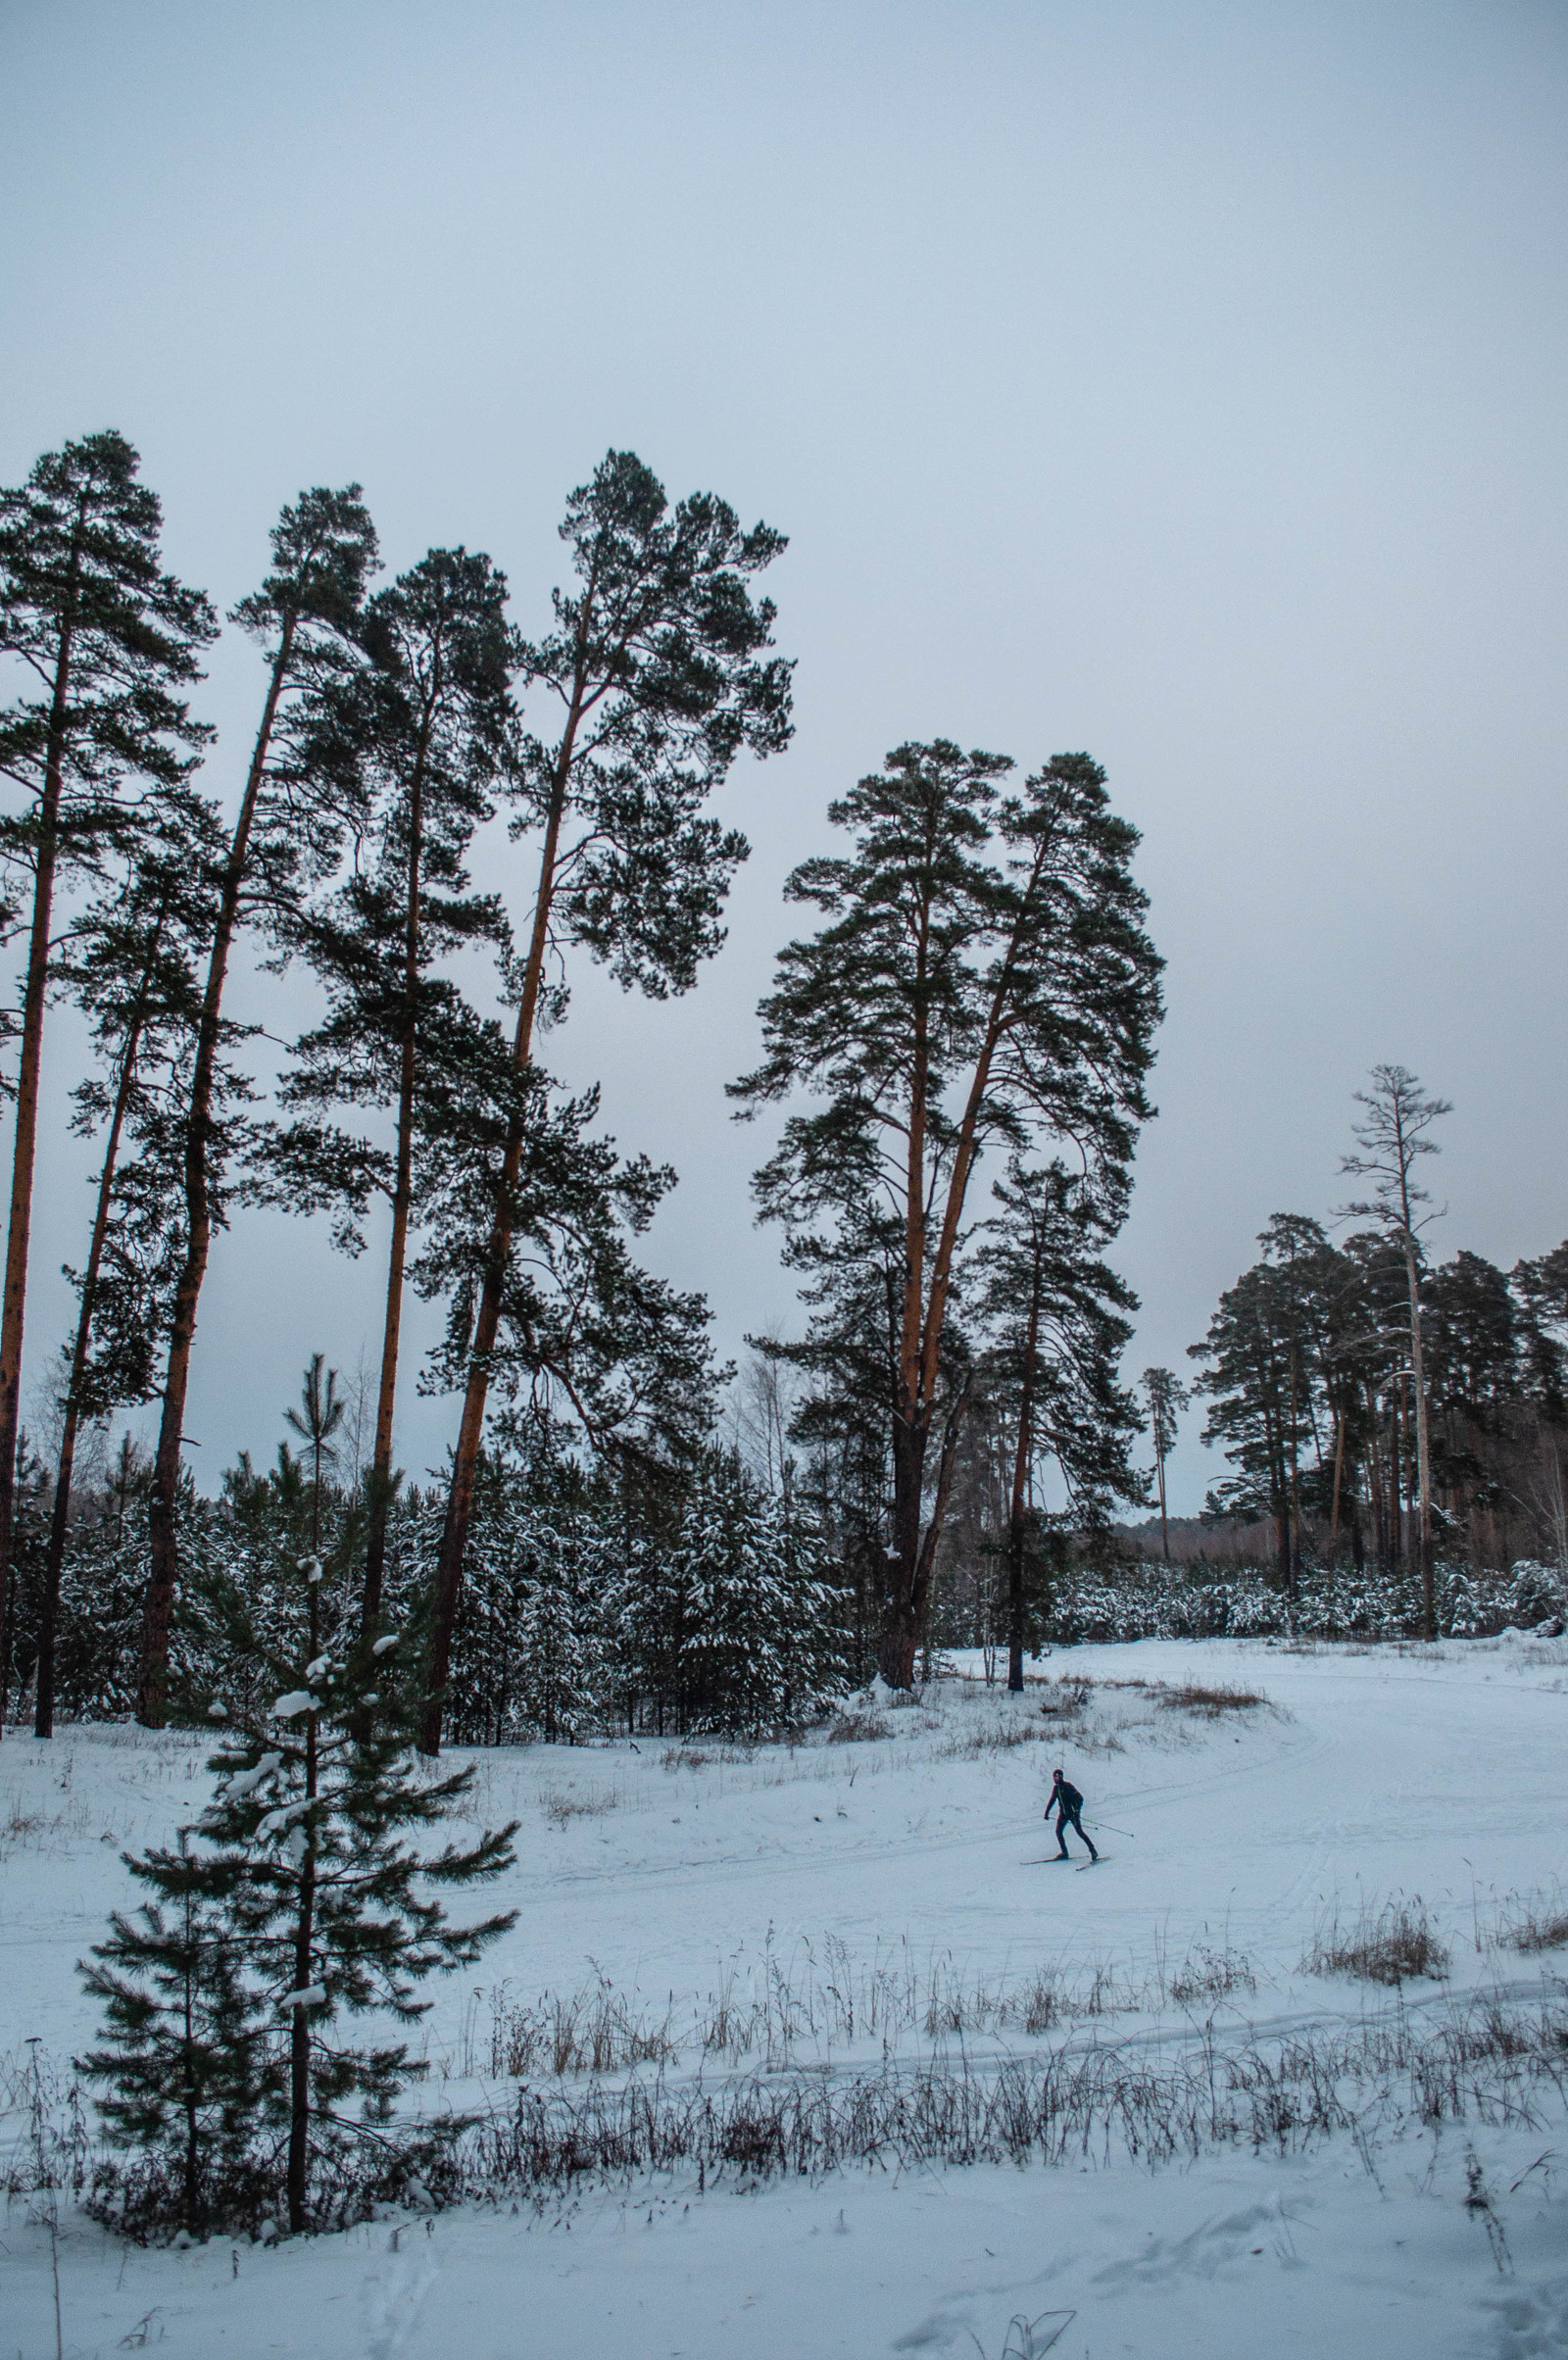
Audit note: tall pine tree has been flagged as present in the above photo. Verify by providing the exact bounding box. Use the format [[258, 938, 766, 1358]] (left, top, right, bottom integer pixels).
[[423, 451, 792, 1749], [1338, 1065, 1451, 1639], [1140, 1367, 1188, 1564], [0, 431, 216, 1724], [140, 485, 379, 1725], [264, 548, 516, 1618], [34, 833, 218, 1735], [733, 744, 1162, 1685]]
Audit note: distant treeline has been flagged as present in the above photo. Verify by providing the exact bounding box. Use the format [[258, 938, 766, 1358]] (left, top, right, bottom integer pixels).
[[2, 1399, 850, 1743], [928, 1068, 1568, 1658]]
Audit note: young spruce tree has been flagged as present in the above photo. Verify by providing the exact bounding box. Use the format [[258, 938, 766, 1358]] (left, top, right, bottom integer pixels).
[[77, 1832, 266, 2234], [85, 1544, 516, 2234]]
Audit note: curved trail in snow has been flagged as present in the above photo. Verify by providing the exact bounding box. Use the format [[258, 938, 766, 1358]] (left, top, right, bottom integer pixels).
[[474, 1635, 1568, 2039]]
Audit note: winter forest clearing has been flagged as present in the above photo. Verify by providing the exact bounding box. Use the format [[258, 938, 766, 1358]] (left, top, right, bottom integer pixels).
[[3, 393, 1568, 2360], [9, 1635, 1568, 2355], [6, 8, 1568, 2359]]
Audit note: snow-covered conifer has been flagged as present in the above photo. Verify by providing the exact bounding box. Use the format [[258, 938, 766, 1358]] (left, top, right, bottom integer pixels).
[[612, 1458, 850, 1737], [76, 1832, 265, 2234], [80, 1549, 516, 2235]]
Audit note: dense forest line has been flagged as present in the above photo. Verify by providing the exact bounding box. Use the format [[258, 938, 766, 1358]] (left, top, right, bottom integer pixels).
[[0, 429, 1561, 1753], [933, 1071, 1568, 1658]]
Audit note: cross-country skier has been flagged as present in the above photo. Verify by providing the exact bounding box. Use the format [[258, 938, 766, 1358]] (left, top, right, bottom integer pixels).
[[1046, 1767, 1098, 1861]]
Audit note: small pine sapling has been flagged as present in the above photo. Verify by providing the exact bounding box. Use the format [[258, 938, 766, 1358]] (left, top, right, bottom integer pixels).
[[83, 1549, 516, 2236], [76, 1831, 265, 2236], [201, 1551, 517, 2231]]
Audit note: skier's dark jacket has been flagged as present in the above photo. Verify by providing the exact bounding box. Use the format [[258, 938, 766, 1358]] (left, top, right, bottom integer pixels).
[[1049, 1777, 1085, 1818]]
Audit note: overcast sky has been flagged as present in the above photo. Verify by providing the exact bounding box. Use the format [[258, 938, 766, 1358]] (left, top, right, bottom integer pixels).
[[3, 0, 1566, 1512]]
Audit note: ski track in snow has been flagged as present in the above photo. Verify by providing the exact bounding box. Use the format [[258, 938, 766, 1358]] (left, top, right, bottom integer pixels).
[[7, 1632, 1568, 2356]]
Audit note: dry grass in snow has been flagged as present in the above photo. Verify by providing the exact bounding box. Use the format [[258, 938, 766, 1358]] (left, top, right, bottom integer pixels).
[[1304, 1895, 1450, 1986], [1156, 1681, 1269, 1716], [1497, 1887, 1568, 1954]]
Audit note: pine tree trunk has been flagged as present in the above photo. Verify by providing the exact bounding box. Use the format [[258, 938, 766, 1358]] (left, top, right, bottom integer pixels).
[[1365, 1384, 1386, 1571], [1287, 1350, 1302, 1600], [878, 914, 939, 1694], [917, 1385, 970, 1664], [881, 1382, 971, 1688], [287, 1583, 319, 2234], [141, 627, 293, 1726], [422, 741, 575, 1750], [876, 889, 1036, 1694], [0, 598, 74, 1730], [363, 700, 432, 1622], [1403, 1236, 1437, 1639], [878, 1412, 929, 1688], [34, 934, 159, 1737], [1264, 1400, 1291, 1590], [1327, 1401, 1346, 1567], [1005, 1508, 1026, 1689], [1006, 1279, 1042, 1693]]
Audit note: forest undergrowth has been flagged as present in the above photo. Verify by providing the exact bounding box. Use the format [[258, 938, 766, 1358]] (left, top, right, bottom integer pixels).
[[11, 1971, 1568, 2234]]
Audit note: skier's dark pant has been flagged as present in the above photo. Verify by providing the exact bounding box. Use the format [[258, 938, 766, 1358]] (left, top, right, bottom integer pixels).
[[1054, 1806, 1097, 1860]]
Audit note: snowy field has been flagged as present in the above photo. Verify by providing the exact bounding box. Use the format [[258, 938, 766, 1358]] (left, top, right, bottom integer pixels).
[[7, 1632, 1568, 2358]]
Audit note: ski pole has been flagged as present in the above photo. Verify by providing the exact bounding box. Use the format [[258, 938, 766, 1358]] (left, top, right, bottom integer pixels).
[[1088, 1822, 1134, 1839]]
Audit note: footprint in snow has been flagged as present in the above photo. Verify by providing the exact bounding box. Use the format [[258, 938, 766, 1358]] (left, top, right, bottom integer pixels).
[[1487, 2276, 1568, 2357], [1091, 2200, 1288, 2287], [362, 2244, 441, 2359]]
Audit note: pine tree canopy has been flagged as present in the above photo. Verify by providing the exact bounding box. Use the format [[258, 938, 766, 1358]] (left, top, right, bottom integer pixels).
[[973, 1158, 1145, 1528], [732, 739, 1162, 1683], [511, 448, 793, 1002], [0, 430, 217, 869]]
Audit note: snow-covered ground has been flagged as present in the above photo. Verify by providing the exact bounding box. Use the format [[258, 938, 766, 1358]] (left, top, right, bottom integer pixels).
[[6, 1632, 1568, 2357]]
